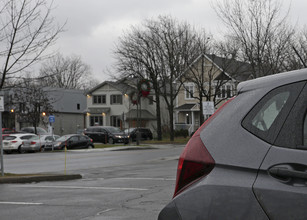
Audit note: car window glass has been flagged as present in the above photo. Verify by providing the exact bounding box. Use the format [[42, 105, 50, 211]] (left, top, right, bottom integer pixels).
[[80, 136, 86, 140], [304, 112, 307, 146], [4, 136, 16, 140], [242, 81, 306, 145], [21, 135, 35, 140], [70, 136, 79, 142], [251, 92, 290, 131], [45, 136, 53, 141]]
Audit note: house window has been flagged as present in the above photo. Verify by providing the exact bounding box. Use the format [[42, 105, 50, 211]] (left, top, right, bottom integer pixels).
[[93, 95, 106, 104], [217, 84, 233, 99], [90, 116, 103, 126], [110, 115, 121, 127], [77, 103, 80, 110], [110, 95, 122, 105], [185, 84, 194, 99]]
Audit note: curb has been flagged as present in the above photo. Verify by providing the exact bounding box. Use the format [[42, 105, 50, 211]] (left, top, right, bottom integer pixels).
[[0, 174, 82, 184]]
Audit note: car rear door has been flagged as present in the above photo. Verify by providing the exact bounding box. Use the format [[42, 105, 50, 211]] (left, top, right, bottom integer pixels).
[[253, 82, 307, 219]]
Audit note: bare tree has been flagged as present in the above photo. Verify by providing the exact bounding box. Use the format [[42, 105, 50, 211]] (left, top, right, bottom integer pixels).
[[39, 53, 97, 90], [11, 79, 55, 134], [213, 0, 295, 77], [0, 0, 64, 89], [114, 16, 201, 141]]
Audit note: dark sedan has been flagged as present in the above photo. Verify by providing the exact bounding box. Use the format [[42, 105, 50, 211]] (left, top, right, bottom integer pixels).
[[84, 126, 129, 144], [124, 128, 153, 142], [45, 134, 94, 150]]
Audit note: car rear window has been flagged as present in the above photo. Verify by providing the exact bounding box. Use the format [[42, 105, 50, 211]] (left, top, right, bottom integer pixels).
[[242, 81, 306, 144], [3, 136, 16, 140]]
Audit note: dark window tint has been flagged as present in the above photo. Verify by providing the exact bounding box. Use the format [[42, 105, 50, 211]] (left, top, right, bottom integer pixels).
[[70, 136, 79, 142], [242, 81, 306, 144], [275, 83, 307, 148], [304, 113, 307, 146]]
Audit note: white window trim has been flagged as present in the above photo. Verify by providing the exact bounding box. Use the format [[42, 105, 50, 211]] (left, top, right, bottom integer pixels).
[[215, 82, 234, 100], [184, 83, 194, 100]]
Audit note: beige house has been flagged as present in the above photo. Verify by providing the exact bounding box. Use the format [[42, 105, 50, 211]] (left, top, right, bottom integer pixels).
[[86, 79, 169, 137], [175, 54, 252, 135]]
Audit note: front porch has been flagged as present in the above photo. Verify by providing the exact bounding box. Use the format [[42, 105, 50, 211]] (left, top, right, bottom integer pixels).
[[174, 103, 201, 136]]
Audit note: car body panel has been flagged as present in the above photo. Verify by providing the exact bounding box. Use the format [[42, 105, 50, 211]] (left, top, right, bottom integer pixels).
[[159, 69, 307, 219], [84, 126, 128, 144], [22, 135, 60, 152], [46, 134, 94, 150]]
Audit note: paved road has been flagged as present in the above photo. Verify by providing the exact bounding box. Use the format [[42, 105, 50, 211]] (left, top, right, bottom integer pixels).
[[0, 144, 184, 220]]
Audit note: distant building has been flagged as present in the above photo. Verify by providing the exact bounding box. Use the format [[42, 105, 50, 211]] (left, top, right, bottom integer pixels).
[[1, 87, 87, 135], [86, 79, 169, 138], [175, 54, 253, 135]]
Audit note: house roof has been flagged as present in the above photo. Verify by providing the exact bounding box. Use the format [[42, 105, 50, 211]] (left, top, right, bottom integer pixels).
[[175, 104, 197, 111], [205, 54, 253, 82], [181, 54, 253, 83], [87, 79, 136, 95]]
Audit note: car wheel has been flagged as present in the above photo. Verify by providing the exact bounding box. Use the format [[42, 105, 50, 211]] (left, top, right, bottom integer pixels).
[[108, 138, 114, 144], [18, 145, 25, 154], [88, 145, 93, 149], [40, 146, 45, 152]]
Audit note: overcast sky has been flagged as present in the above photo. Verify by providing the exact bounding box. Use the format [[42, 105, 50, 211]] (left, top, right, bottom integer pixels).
[[50, 0, 307, 82]]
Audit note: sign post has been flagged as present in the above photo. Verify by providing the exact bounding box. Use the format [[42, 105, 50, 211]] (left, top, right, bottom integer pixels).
[[0, 96, 4, 176], [49, 115, 55, 151]]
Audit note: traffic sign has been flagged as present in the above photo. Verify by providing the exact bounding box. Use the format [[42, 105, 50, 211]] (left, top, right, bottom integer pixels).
[[49, 115, 55, 123], [202, 101, 215, 115]]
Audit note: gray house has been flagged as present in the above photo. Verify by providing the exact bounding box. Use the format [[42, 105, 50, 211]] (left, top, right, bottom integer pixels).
[[2, 87, 87, 135]]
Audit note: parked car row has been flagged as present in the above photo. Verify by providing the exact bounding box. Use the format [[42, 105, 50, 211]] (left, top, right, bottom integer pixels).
[[2, 126, 153, 153], [2, 133, 94, 153], [84, 126, 153, 143]]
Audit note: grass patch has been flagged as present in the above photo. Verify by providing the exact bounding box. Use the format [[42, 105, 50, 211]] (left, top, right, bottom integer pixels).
[[143, 137, 189, 145]]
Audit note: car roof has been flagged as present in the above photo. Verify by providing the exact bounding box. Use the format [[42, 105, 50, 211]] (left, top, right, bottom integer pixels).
[[8, 133, 36, 137], [237, 69, 307, 94]]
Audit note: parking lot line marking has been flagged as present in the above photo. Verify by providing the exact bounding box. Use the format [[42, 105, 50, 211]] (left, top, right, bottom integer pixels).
[[12, 185, 148, 191], [0, 201, 43, 205]]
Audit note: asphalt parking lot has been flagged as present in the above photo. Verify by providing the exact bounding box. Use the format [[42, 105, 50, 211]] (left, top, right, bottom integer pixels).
[[0, 144, 184, 220]]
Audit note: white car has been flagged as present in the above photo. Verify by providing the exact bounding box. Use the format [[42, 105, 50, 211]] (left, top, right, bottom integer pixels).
[[22, 135, 60, 152], [3, 133, 37, 153]]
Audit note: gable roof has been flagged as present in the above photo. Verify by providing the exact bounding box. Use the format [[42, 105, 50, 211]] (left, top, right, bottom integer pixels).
[[205, 54, 253, 82], [87, 79, 135, 95], [182, 54, 253, 83]]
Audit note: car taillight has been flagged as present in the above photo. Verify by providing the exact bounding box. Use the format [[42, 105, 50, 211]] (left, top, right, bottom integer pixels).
[[173, 135, 215, 198], [173, 97, 235, 198], [30, 142, 36, 145], [11, 141, 17, 143]]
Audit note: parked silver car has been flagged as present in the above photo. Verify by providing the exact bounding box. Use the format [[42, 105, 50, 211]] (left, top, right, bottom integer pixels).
[[159, 69, 307, 219], [3, 133, 37, 153], [22, 135, 60, 152]]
